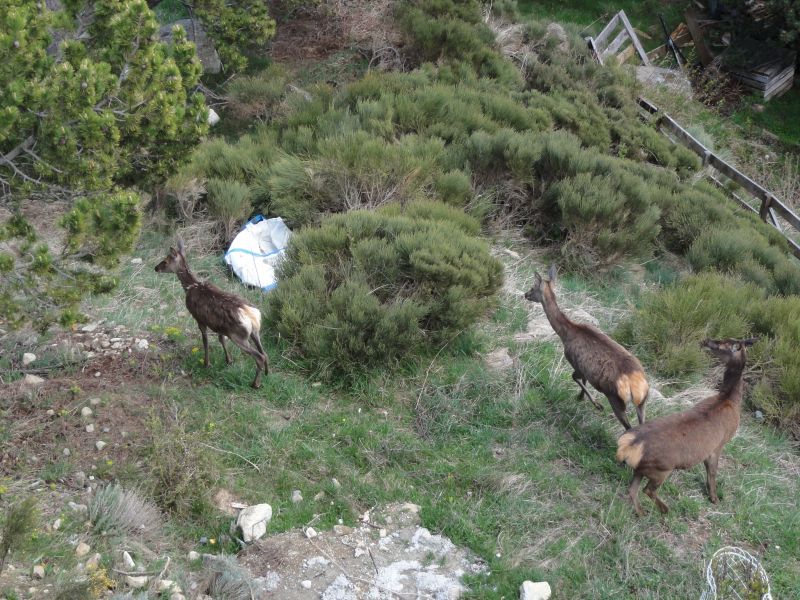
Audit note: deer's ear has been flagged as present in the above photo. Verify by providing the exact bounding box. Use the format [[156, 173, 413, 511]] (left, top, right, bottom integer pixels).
[[547, 264, 557, 283], [177, 239, 186, 255], [168, 246, 177, 256], [533, 271, 542, 285]]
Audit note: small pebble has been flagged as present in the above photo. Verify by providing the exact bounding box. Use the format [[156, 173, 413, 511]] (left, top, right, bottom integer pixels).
[[301, 580, 312, 589], [122, 551, 135, 570], [199, 536, 209, 545], [291, 490, 303, 504], [94, 372, 100, 378], [81, 407, 93, 418], [95, 441, 106, 451], [22, 352, 37, 366], [188, 551, 200, 561], [52, 519, 61, 530], [305, 527, 318, 539], [75, 542, 91, 557], [46, 409, 55, 416], [755, 410, 764, 420], [32, 565, 45, 579], [62, 448, 71, 457], [332, 478, 341, 489], [85, 424, 95, 433]]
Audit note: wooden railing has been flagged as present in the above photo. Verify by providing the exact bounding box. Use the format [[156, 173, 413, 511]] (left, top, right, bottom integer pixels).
[[638, 97, 800, 259]]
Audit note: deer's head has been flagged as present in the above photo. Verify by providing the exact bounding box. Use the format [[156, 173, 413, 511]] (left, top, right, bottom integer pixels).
[[154, 239, 187, 274], [701, 337, 758, 367], [524, 264, 557, 304]]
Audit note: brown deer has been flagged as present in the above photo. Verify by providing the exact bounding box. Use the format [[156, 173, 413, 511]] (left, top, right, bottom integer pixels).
[[155, 240, 269, 388], [524, 265, 649, 430], [616, 337, 756, 516]]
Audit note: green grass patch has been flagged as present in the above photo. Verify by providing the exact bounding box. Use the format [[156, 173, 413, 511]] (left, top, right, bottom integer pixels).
[[732, 87, 800, 148]]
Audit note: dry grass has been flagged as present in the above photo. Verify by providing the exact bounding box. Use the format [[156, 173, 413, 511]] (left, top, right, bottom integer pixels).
[[88, 484, 163, 543]]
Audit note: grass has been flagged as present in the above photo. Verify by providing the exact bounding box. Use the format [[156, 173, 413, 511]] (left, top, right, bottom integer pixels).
[[732, 87, 800, 148], [516, 0, 689, 51]]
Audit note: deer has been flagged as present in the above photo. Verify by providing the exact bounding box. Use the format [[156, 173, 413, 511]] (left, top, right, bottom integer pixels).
[[616, 337, 757, 516], [154, 240, 269, 389], [523, 265, 649, 430]]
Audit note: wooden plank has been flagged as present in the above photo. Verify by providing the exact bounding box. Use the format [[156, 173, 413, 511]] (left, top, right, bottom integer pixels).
[[618, 10, 651, 66], [586, 36, 603, 65], [595, 13, 621, 49], [707, 154, 772, 203], [769, 196, 800, 232], [602, 28, 630, 60], [769, 207, 784, 232], [637, 97, 659, 114], [660, 116, 708, 156], [685, 9, 713, 66], [618, 44, 636, 64], [708, 174, 760, 214], [765, 76, 794, 100]]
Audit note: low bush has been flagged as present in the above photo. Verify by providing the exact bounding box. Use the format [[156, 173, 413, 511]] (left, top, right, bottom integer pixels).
[[0, 497, 38, 574], [88, 484, 163, 543], [226, 65, 289, 121], [620, 273, 800, 437], [206, 178, 253, 243], [268, 201, 503, 376]]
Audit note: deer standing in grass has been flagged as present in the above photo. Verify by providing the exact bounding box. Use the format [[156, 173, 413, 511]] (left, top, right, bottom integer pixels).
[[524, 265, 649, 430], [617, 337, 756, 516], [155, 240, 269, 388]]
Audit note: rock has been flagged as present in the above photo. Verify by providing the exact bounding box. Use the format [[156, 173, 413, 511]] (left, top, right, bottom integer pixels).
[[236, 504, 272, 542], [75, 542, 91, 557], [301, 580, 312, 589], [62, 448, 71, 457], [291, 490, 303, 504], [46, 409, 55, 416], [354, 547, 366, 558], [520, 580, 552, 600], [305, 527, 318, 539], [86, 553, 102, 569], [322, 574, 357, 600], [157, 579, 179, 592], [135, 338, 149, 351], [52, 519, 61, 530], [188, 551, 201, 561], [121, 551, 135, 570], [159, 19, 222, 74], [85, 424, 95, 433], [755, 410, 764, 420], [333, 525, 354, 536], [22, 353, 37, 366], [379, 528, 388, 538], [81, 407, 93, 418], [635, 66, 692, 98], [73, 471, 87, 488], [545, 22, 569, 52], [81, 322, 99, 333], [102, 427, 110, 433], [68, 502, 88, 514], [32, 565, 45, 579], [130, 258, 143, 265], [208, 108, 220, 126], [23, 374, 45, 386], [485, 348, 514, 371], [89, 398, 101, 406], [126, 575, 149, 589], [95, 441, 107, 451], [332, 477, 341, 489], [111, 342, 123, 350], [171, 594, 186, 600]]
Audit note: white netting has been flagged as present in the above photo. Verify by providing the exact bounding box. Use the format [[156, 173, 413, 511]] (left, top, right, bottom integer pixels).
[[700, 546, 772, 600]]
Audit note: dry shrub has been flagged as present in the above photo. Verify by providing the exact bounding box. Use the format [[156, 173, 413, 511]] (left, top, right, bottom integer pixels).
[[198, 554, 257, 600], [163, 172, 206, 222], [88, 484, 163, 543], [690, 60, 744, 114], [333, 0, 405, 70]]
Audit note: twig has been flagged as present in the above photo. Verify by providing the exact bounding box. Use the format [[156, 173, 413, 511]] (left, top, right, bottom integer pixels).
[[197, 442, 261, 472]]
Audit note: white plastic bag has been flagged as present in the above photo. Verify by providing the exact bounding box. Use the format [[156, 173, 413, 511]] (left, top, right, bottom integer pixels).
[[224, 215, 292, 291]]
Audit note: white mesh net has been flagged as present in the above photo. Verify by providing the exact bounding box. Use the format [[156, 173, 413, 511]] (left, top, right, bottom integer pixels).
[[700, 546, 772, 600]]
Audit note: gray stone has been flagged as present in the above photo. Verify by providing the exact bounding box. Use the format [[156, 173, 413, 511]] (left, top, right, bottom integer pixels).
[[81, 322, 99, 333], [85, 424, 95, 433], [73, 471, 87, 488], [62, 448, 70, 457], [81, 407, 93, 418], [236, 503, 272, 542], [321, 574, 357, 600], [122, 551, 135, 570], [22, 353, 37, 366], [23, 374, 45, 386], [32, 565, 45, 579], [520, 580, 552, 600], [126, 575, 149, 589], [159, 19, 222, 74], [187, 551, 201, 561], [291, 490, 303, 504], [208, 108, 220, 126], [52, 519, 61, 530], [755, 410, 764, 420], [86, 553, 101, 569], [135, 338, 149, 351], [75, 542, 91, 557], [68, 501, 88, 514], [95, 440, 107, 451]]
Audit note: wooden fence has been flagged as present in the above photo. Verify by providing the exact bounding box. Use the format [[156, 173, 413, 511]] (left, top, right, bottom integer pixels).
[[637, 97, 800, 259]]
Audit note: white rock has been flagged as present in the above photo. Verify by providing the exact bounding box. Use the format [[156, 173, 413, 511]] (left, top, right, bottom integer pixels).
[[75, 542, 91, 557], [89, 397, 101, 406], [331, 477, 341, 489], [379, 529, 387, 538], [171, 594, 186, 600], [110, 342, 123, 350], [22, 353, 37, 366], [95, 441, 106, 451], [62, 448, 70, 457], [126, 575, 149, 588], [122, 551, 135, 570], [46, 409, 55, 416], [187, 551, 201, 561], [157, 579, 179, 592], [291, 490, 303, 504], [136, 338, 149, 351], [130, 258, 143, 265], [85, 424, 95, 433], [207, 108, 220, 126], [81, 322, 99, 333], [32, 565, 45, 579], [236, 503, 272, 542], [52, 519, 61, 530], [305, 527, 318, 539], [23, 374, 45, 386], [301, 580, 312, 589], [520, 580, 552, 600], [81, 407, 93, 418], [322, 574, 356, 600], [354, 548, 366, 558]]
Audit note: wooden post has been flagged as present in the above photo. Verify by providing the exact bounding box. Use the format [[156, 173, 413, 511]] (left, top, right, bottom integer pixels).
[[684, 9, 713, 66], [618, 11, 651, 66]]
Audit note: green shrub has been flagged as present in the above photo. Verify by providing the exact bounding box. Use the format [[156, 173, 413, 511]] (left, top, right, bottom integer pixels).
[[88, 484, 163, 543], [226, 64, 289, 121], [543, 171, 661, 271], [0, 497, 38, 574], [206, 178, 253, 243], [268, 202, 503, 376]]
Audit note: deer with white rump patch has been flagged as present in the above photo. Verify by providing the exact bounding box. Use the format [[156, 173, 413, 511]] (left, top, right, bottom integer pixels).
[[617, 337, 756, 516], [524, 265, 649, 430], [155, 240, 269, 388]]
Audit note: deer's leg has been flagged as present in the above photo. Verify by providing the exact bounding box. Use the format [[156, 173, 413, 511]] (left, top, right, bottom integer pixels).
[[627, 472, 644, 517], [643, 471, 670, 514], [608, 394, 632, 430], [635, 400, 646, 425], [218, 334, 232, 365], [250, 331, 269, 375], [228, 333, 266, 389], [704, 451, 721, 504], [572, 371, 602, 410], [199, 324, 210, 367]]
